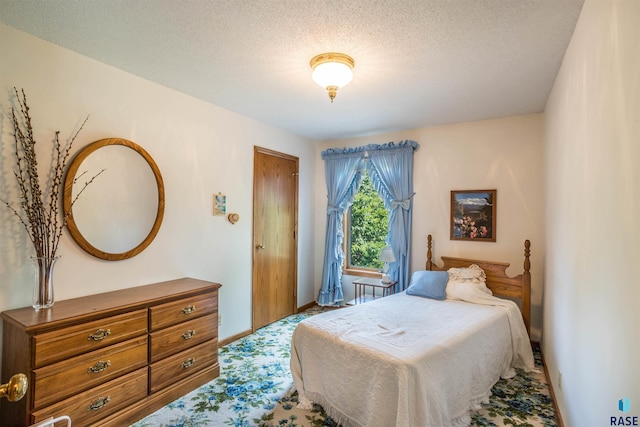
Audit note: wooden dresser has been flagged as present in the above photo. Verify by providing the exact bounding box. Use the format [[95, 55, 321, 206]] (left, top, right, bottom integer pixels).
[[0, 277, 221, 427]]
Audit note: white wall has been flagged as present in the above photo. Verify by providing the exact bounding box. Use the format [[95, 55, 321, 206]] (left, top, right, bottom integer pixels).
[[543, 0, 640, 425], [0, 24, 317, 372], [314, 114, 545, 340]]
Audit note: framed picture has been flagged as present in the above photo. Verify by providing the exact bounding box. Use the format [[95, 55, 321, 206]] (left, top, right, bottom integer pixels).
[[450, 190, 496, 242], [213, 193, 226, 216]]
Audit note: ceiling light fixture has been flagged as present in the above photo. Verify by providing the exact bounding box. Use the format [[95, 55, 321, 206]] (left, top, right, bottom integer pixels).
[[310, 52, 355, 103]]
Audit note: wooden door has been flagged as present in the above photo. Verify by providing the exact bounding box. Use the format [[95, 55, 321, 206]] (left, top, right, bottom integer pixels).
[[252, 147, 298, 330]]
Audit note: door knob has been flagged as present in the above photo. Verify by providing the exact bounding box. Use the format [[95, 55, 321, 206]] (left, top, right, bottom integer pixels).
[[0, 373, 28, 402], [256, 243, 265, 250]]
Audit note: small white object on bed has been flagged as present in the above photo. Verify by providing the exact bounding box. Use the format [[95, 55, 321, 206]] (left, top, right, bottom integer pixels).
[[291, 236, 534, 427]]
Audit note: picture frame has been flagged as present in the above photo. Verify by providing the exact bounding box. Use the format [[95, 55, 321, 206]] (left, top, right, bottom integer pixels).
[[450, 189, 496, 242], [213, 193, 226, 216]]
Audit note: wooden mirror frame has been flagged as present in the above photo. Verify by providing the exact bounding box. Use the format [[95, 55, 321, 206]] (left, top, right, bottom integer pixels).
[[63, 138, 165, 261]]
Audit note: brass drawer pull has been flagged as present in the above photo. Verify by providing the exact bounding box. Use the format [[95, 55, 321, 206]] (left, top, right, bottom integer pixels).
[[182, 330, 196, 340], [88, 395, 111, 411], [88, 360, 111, 374], [181, 357, 196, 369], [181, 305, 196, 315], [88, 328, 111, 341]]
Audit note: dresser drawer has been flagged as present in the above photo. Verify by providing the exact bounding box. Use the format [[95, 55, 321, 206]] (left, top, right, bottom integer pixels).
[[149, 312, 218, 362], [33, 335, 148, 410], [150, 339, 218, 393], [34, 309, 147, 367], [149, 291, 217, 331], [31, 367, 148, 427]]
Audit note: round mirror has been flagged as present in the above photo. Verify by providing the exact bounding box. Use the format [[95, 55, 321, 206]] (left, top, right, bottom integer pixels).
[[63, 138, 165, 261]]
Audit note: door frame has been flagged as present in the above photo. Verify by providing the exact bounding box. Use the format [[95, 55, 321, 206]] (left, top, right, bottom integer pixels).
[[251, 146, 299, 332]]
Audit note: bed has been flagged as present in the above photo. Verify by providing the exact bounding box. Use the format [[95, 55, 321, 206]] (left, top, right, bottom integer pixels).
[[290, 235, 535, 427]]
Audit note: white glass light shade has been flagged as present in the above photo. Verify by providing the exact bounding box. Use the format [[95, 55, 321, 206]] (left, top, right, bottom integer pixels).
[[310, 52, 355, 102], [311, 61, 353, 89], [379, 245, 396, 263], [380, 245, 395, 283]]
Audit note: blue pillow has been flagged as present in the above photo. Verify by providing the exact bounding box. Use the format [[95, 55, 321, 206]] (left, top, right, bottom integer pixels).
[[406, 270, 449, 300]]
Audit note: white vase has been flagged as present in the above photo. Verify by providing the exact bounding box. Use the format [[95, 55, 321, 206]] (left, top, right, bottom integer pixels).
[[32, 256, 59, 310]]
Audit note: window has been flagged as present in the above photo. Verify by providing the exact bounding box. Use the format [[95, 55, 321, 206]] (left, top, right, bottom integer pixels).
[[344, 171, 389, 275]]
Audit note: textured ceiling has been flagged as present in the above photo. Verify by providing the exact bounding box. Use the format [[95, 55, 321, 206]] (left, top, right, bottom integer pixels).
[[0, 0, 584, 141]]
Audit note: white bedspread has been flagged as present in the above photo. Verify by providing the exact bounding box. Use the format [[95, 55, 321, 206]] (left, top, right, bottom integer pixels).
[[290, 291, 534, 427]]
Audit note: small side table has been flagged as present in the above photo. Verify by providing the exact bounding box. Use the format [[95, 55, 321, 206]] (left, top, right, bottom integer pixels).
[[350, 277, 397, 304]]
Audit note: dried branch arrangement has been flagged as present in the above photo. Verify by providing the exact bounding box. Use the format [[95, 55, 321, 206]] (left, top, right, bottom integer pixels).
[[0, 87, 103, 261]]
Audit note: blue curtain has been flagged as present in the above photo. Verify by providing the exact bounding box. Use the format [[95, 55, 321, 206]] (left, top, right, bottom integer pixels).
[[366, 140, 419, 292], [317, 149, 366, 306], [318, 141, 418, 305]]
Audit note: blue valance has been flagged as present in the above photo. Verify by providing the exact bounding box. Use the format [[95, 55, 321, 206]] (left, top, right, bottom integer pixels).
[[321, 140, 419, 159]]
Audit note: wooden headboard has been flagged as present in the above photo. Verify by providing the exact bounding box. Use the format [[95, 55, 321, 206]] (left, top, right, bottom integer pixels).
[[425, 234, 531, 335]]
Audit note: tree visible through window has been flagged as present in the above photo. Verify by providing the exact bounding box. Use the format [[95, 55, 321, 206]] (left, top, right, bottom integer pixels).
[[347, 171, 389, 270]]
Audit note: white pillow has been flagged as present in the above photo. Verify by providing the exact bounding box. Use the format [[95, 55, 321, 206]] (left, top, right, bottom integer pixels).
[[447, 264, 486, 284], [445, 278, 493, 301], [446, 264, 492, 300]]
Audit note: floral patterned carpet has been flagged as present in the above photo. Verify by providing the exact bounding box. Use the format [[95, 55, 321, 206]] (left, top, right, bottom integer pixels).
[[132, 306, 557, 427]]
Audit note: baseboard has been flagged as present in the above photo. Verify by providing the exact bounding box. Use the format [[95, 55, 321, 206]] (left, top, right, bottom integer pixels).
[[219, 303, 317, 348], [219, 329, 252, 347], [537, 343, 565, 427], [297, 301, 317, 312]]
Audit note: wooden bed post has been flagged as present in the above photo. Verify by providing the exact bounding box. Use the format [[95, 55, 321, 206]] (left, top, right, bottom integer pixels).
[[426, 234, 434, 270], [523, 239, 531, 335]]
